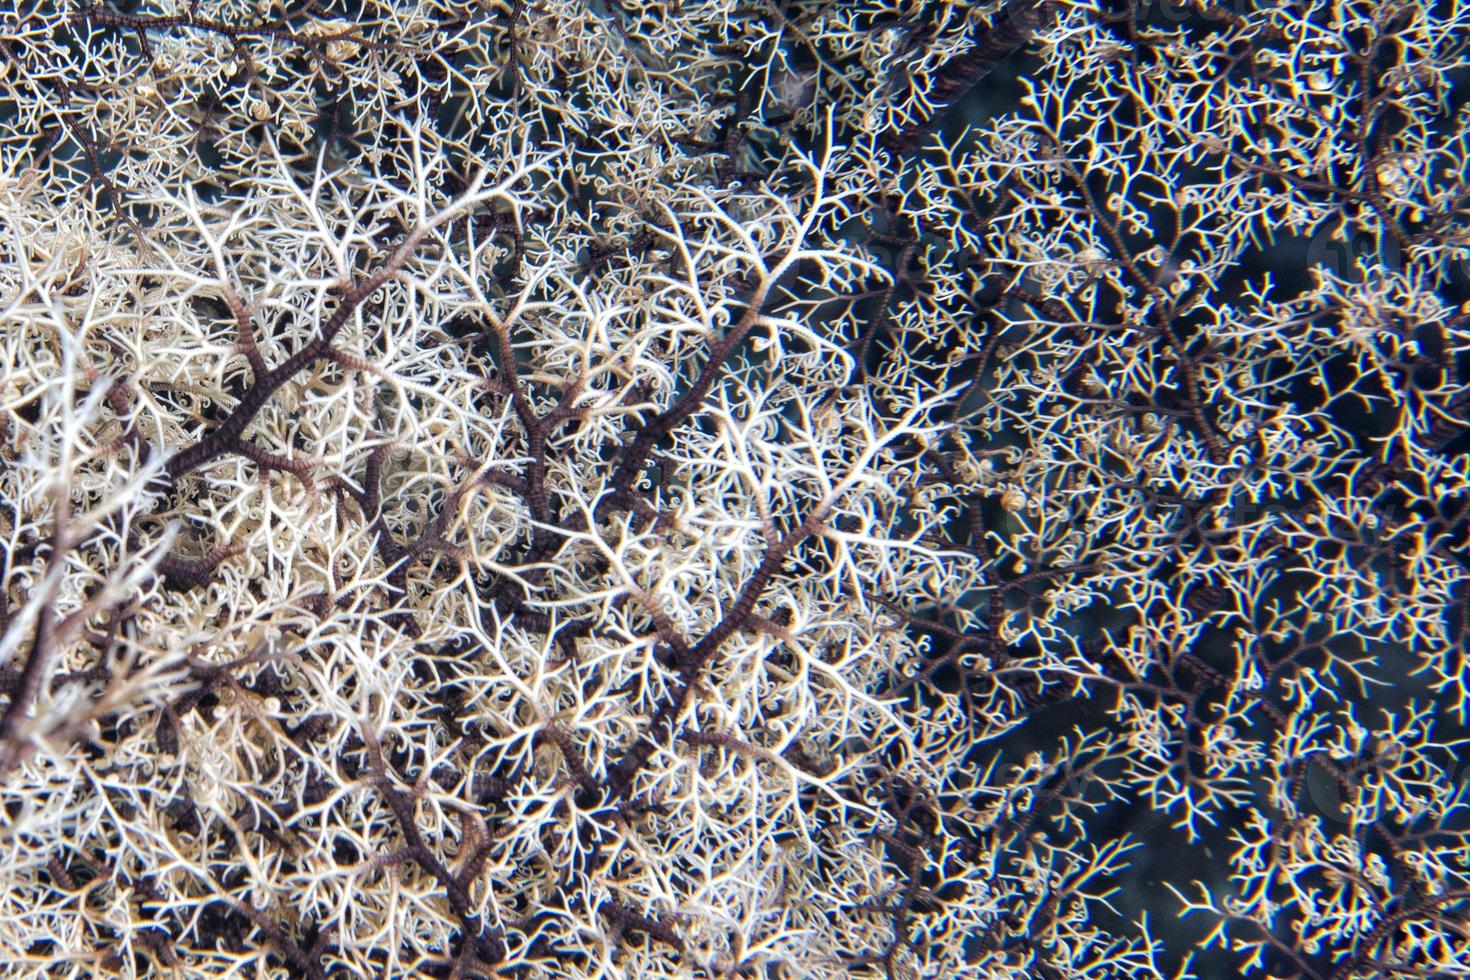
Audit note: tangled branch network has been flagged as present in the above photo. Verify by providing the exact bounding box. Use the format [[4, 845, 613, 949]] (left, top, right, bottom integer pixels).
[[1, 0, 1468, 977]]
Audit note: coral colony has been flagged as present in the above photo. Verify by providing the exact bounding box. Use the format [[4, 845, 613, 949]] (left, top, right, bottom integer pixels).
[[0, 1, 1467, 977]]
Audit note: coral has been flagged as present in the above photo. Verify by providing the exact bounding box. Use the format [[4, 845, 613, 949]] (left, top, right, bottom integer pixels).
[[0, 0, 1467, 977]]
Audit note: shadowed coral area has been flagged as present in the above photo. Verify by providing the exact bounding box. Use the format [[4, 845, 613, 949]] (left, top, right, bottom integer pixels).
[[0, 0, 1467, 976]]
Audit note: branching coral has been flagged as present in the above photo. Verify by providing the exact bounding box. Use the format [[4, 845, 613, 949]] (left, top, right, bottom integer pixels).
[[0, 0, 1467, 977]]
